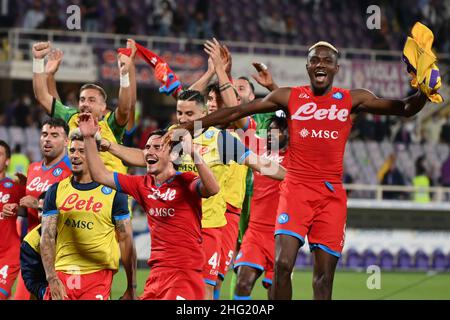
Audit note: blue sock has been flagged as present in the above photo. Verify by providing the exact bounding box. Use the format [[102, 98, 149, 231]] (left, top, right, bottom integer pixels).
[[233, 294, 252, 300], [213, 289, 220, 300]]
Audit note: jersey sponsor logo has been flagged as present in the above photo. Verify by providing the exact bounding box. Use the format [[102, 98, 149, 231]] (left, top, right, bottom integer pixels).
[[3, 182, 13, 189], [0, 192, 11, 204], [278, 213, 289, 224], [204, 130, 215, 139], [59, 193, 103, 213], [148, 207, 175, 217], [299, 128, 339, 140], [101, 186, 113, 195], [332, 92, 343, 100], [291, 102, 349, 122], [27, 177, 52, 193], [147, 187, 177, 201], [179, 164, 198, 172], [64, 218, 94, 230], [52, 168, 63, 177]]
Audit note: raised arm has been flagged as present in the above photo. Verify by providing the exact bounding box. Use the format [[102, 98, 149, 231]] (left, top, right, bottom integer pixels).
[[114, 53, 132, 126], [32, 42, 53, 114], [182, 132, 220, 197], [204, 38, 248, 129], [45, 49, 63, 101], [115, 217, 137, 300], [189, 57, 216, 92], [126, 39, 138, 132], [252, 62, 279, 92], [78, 114, 117, 188], [101, 139, 145, 167], [181, 87, 290, 132], [351, 89, 428, 117]]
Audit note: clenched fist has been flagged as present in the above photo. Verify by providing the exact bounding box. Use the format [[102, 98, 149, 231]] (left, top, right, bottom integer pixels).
[[32, 41, 52, 59]]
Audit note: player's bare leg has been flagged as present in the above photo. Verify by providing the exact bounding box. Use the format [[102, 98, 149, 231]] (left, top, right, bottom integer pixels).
[[205, 284, 214, 300], [311, 249, 338, 300], [234, 266, 261, 298], [272, 234, 302, 300]]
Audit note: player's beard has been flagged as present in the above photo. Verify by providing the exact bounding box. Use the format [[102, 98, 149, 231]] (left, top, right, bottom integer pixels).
[[42, 144, 64, 161]]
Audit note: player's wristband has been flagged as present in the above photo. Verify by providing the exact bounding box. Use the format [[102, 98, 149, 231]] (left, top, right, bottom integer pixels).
[[33, 58, 45, 73], [120, 73, 130, 88]]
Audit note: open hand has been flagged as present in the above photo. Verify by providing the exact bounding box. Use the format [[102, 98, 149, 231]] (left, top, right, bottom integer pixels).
[[45, 49, 64, 75], [78, 113, 99, 138]]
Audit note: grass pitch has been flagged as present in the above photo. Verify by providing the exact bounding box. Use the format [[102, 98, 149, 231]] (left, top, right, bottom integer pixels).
[[111, 268, 450, 300]]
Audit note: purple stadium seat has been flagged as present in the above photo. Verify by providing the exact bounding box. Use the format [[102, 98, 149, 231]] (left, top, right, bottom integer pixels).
[[362, 249, 378, 268], [414, 250, 429, 270], [397, 249, 413, 270], [295, 250, 311, 268], [345, 248, 362, 269], [431, 249, 447, 271], [379, 249, 394, 270]]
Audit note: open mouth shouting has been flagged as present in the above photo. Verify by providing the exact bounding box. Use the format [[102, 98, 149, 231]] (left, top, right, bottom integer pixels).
[[314, 70, 327, 83], [146, 155, 159, 165]]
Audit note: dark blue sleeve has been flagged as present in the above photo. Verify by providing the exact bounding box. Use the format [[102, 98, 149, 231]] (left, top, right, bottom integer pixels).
[[111, 191, 130, 223], [42, 183, 59, 217], [20, 242, 48, 300], [217, 130, 251, 165]]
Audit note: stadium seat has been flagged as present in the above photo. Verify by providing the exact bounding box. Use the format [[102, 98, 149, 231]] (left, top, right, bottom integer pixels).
[[295, 250, 311, 268], [431, 249, 447, 271], [0, 126, 9, 143], [413, 250, 430, 271], [396, 249, 413, 270], [379, 249, 395, 271], [345, 248, 362, 269], [362, 249, 378, 268], [8, 126, 26, 148]]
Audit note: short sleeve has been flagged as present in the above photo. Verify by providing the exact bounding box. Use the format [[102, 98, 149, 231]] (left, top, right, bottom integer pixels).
[[217, 130, 251, 165], [105, 111, 126, 143], [42, 183, 59, 217], [113, 172, 141, 201], [51, 98, 78, 122], [111, 191, 130, 222]]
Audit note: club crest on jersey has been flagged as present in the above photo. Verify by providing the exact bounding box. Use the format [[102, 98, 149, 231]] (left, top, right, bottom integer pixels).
[[278, 213, 289, 224], [101, 186, 113, 195], [52, 168, 63, 177], [204, 130, 215, 139], [332, 92, 343, 100], [3, 182, 13, 188]]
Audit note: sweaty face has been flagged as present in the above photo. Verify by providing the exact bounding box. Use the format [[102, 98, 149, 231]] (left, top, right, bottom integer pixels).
[[206, 90, 223, 114], [0, 146, 9, 173], [176, 100, 206, 124], [78, 88, 107, 119], [143, 135, 171, 175], [40, 124, 68, 160], [306, 47, 339, 92], [69, 140, 87, 176], [234, 79, 255, 104]]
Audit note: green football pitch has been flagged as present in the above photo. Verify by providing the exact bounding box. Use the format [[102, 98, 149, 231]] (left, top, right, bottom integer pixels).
[[110, 268, 450, 300]]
